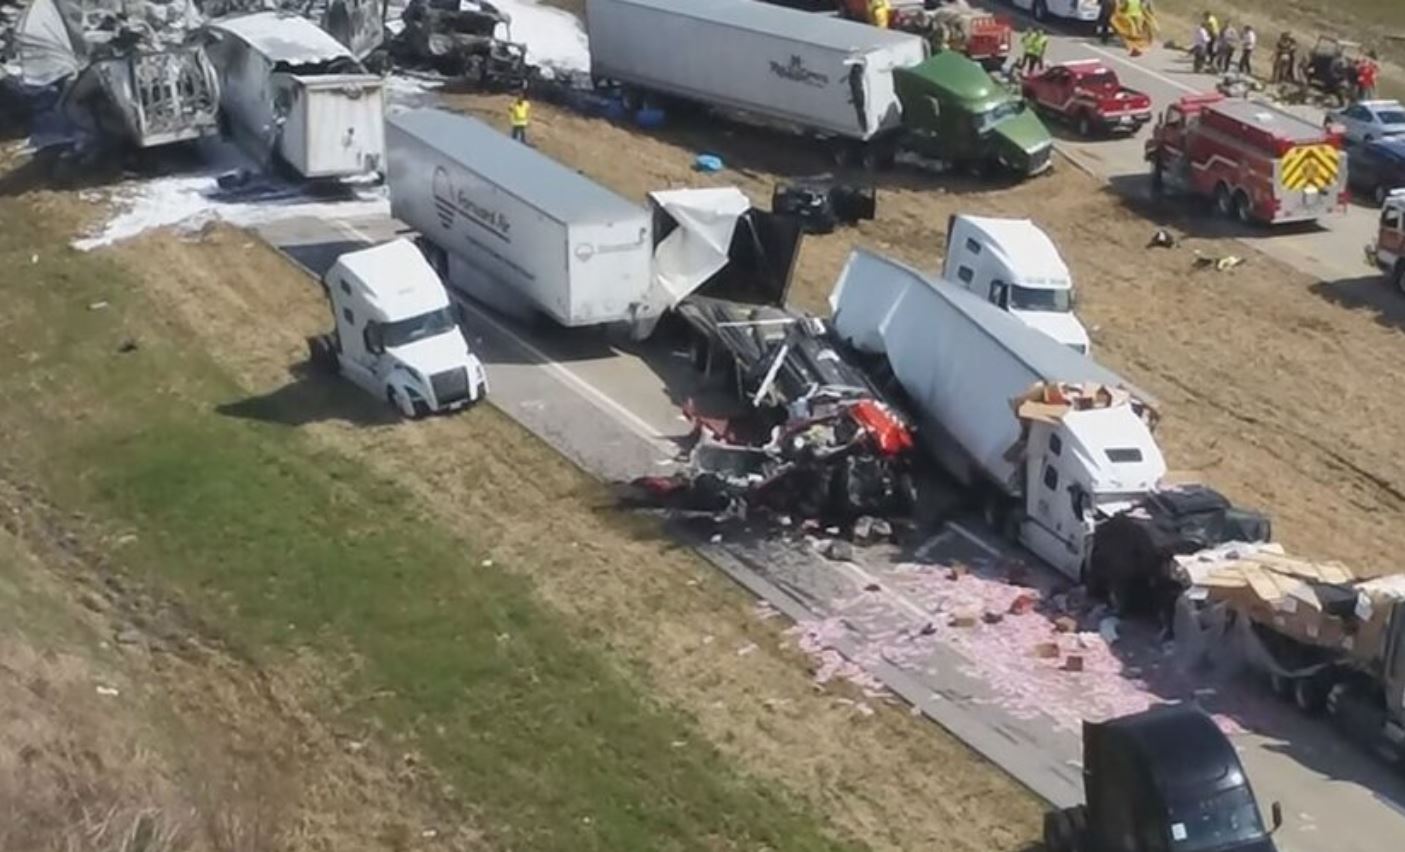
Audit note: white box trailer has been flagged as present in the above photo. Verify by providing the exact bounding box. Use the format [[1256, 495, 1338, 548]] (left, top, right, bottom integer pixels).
[[831, 249, 1165, 580], [387, 108, 654, 328], [585, 0, 928, 142], [207, 12, 385, 179]]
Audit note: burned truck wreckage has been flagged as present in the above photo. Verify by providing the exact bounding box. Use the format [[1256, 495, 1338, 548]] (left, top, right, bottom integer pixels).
[[8, 0, 219, 148]]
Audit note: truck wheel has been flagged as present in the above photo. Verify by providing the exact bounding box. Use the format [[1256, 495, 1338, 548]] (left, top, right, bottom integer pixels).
[[1294, 676, 1328, 714], [387, 386, 425, 420], [1043, 808, 1083, 852], [1213, 183, 1234, 217], [307, 335, 339, 375], [1077, 112, 1094, 138], [1233, 190, 1255, 224]]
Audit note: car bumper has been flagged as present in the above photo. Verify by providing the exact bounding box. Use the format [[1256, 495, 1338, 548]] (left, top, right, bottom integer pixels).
[[1101, 112, 1151, 133]]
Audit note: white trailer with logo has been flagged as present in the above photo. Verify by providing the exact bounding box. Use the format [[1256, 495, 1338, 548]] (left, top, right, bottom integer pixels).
[[585, 0, 928, 143], [387, 108, 658, 328]]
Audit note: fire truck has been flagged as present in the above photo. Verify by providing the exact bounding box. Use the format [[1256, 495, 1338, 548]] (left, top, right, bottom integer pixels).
[[1145, 94, 1349, 225], [1368, 189, 1405, 294]]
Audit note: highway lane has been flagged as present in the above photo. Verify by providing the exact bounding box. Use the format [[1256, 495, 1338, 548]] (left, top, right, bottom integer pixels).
[[256, 210, 1405, 851]]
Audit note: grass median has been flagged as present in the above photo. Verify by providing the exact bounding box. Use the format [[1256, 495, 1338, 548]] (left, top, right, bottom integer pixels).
[[0, 197, 850, 851]]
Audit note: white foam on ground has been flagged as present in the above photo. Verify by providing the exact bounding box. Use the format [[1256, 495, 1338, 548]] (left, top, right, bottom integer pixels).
[[496, 0, 590, 73], [71, 138, 390, 251]]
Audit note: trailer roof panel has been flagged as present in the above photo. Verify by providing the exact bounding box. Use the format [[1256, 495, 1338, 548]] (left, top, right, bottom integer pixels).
[[1210, 98, 1327, 143], [841, 248, 1133, 389], [388, 109, 646, 225], [590, 0, 925, 53], [211, 12, 355, 65]]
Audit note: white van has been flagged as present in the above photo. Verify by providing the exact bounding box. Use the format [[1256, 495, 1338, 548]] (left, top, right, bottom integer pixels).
[[309, 239, 488, 417], [942, 214, 1092, 354]]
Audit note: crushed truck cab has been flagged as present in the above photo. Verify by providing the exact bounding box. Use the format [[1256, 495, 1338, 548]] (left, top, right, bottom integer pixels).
[[1147, 93, 1348, 225], [310, 239, 488, 418]]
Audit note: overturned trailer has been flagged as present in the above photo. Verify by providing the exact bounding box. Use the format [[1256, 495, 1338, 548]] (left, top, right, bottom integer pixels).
[[207, 11, 385, 178]]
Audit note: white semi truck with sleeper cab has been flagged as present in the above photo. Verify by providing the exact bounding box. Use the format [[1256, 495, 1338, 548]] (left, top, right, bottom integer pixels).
[[308, 238, 488, 418]]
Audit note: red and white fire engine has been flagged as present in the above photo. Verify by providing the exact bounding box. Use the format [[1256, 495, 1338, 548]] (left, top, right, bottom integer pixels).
[[1145, 93, 1349, 225], [1369, 189, 1405, 293], [1021, 59, 1152, 137]]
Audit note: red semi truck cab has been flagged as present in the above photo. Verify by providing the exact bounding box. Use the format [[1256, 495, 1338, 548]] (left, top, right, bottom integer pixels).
[[1146, 93, 1349, 225]]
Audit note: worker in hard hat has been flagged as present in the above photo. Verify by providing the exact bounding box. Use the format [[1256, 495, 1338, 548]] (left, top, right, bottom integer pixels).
[[509, 91, 531, 144], [1020, 27, 1049, 74], [868, 0, 892, 29]]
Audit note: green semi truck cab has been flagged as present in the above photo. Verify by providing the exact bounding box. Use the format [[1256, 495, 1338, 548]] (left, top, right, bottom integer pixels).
[[893, 52, 1053, 177]]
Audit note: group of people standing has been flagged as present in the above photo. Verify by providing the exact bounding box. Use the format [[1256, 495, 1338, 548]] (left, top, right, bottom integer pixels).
[[1191, 12, 1256, 74]]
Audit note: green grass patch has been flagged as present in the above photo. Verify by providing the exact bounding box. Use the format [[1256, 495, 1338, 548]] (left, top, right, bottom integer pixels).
[[0, 201, 852, 852]]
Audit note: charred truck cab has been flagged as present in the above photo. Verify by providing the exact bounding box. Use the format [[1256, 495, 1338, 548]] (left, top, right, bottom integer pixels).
[[1046, 705, 1283, 852]]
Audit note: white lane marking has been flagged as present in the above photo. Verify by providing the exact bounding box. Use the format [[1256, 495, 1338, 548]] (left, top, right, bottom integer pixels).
[[1071, 42, 1201, 95], [331, 220, 677, 455]]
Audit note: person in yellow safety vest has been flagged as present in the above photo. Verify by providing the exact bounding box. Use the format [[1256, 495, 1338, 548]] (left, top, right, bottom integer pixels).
[[868, 0, 891, 29], [1202, 10, 1219, 42], [509, 92, 530, 144], [1020, 27, 1049, 74], [1122, 0, 1145, 56]]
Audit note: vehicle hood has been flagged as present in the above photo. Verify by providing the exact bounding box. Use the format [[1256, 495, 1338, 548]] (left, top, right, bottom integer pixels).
[[1013, 309, 1091, 353], [387, 330, 473, 376], [992, 110, 1053, 155]]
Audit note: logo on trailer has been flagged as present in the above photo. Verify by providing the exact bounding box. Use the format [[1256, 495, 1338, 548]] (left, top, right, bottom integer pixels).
[[769, 55, 830, 88], [429, 165, 512, 241], [431, 166, 455, 230]]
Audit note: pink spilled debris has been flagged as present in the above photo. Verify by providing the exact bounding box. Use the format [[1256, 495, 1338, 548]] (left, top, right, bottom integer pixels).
[[766, 541, 1249, 736]]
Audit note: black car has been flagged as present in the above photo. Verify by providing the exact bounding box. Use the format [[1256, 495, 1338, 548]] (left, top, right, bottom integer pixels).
[[1349, 137, 1405, 206]]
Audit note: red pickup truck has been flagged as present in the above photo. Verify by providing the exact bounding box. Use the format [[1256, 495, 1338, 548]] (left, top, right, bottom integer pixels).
[[1021, 59, 1152, 137]]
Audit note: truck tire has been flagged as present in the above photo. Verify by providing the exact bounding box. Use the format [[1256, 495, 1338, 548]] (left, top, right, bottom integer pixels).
[[307, 334, 339, 375], [1213, 182, 1234, 218], [387, 386, 427, 420], [1077, 111, 1094, 138], [1294, 676, 1328, 714], [1043, 807, 1086, 852], [1233, 190, 1255, 224]]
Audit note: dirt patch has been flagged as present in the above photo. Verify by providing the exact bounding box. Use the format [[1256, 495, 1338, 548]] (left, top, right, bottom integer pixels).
[[436, 94, 1405, 580], [0, 470, 486, 852]]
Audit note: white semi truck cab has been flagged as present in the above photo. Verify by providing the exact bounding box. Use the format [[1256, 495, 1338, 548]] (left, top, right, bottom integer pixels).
[[1015, 387, 1166, 580], [943, 214, 1092, 354], [309, 239, 488, 417]]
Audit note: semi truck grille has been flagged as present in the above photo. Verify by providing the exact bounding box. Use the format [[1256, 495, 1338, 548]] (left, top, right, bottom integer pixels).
[[431, 368, 471, 405]]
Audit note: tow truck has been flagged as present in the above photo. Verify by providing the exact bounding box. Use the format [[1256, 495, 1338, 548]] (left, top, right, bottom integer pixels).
[[1022, 59, 1152, 138], [1368, 188, 1405, 293], [1146, 93, 1349, 225], [1044, 705, 1283, 852]]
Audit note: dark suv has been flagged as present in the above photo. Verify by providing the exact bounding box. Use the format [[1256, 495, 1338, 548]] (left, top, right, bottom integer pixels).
[[1349, 137, 1405, 206]]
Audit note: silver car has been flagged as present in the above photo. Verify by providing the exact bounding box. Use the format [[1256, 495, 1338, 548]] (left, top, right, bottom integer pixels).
[[1328, 99, 1405, 146]]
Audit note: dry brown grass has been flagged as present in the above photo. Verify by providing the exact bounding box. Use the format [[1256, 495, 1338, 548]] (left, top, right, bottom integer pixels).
[[0, 471, 488, 852]]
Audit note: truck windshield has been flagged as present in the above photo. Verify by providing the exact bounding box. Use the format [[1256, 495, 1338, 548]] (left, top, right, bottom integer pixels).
[[1009, 284, 1071, 312], [1166, 785, 1266, 852], [974, 99, 1024, 133], [382, 307, 457, 349]]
